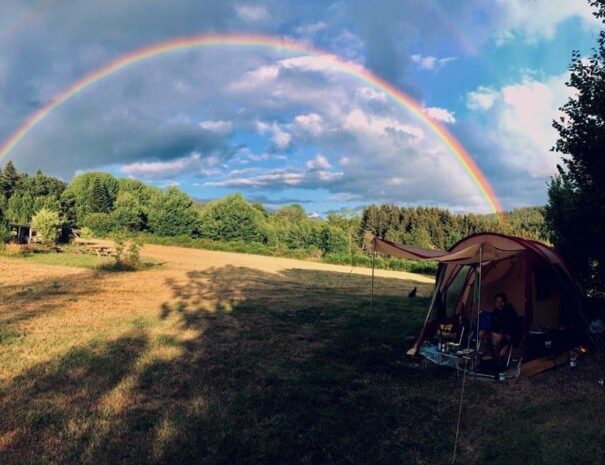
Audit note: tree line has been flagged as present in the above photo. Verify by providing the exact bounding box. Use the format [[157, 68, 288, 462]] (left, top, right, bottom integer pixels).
[[356, 204, 546, 252], [0, 163, 351, 255], [0, 161, 547, 257]]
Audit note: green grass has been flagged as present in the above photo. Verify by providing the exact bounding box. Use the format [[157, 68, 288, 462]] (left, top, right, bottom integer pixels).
[[0, 261, 603, 464], [16, 251, 108, 269], [0, 249, 160, 271], [0, 329, 21, 345]]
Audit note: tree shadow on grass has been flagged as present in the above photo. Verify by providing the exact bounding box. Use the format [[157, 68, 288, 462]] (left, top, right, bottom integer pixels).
[[148, 266, 459, 465], [0, 335, 148, 464], [0, 270, 103, 325], [0, 266, 463, 465]]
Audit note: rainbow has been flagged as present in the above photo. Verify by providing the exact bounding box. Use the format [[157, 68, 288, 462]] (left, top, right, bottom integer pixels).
[[0, 33, 503, 215]]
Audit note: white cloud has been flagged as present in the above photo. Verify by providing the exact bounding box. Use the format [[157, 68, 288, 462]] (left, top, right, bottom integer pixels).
[[306, 154, 331, 170], [228, 65, 280, 92], [295, 21, 328, 37], [328, 192, 362, 201], [343, 108, 424, 140], [205, 166, 343, 188], [228, 54, 355, 94], [338, 156, 351, 166], [120, 152, 220, 179], [199, 120, 233, 135], [356, 87, 387, 103], [234, 4, 270, 23], [470, 72, 574, 177], [294, 113, 324, 136], [255, 120, 271, 134], [411, 54, 456, 71], [271, 126, 292, 150], [330, 29, 365, 61], [423, 107, 456, 124], [254, 120, 292, 150], [496, 0, 600, 43], [466, 86, 499, 110]]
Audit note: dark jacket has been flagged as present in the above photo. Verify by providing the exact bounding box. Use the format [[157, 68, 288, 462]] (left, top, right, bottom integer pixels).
[[491, 303, 518, 336]]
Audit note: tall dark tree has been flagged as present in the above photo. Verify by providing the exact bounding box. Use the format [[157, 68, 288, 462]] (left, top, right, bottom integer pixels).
[[1, 161, 19, 200], [545, 0, 605, 299], [90, 177, 112, 213]]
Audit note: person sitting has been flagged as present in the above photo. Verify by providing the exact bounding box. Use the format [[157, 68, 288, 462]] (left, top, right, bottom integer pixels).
[[479, 292, 519, 366]]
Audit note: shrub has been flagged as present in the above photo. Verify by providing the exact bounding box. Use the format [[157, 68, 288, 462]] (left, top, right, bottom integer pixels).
[[148, 187, 199, 236], [31, 208, 62, 245], [79, 227, 94, 239], [199, 193, 267, 242], [1, 243, 27, 256], [82, 212, 116, 236], [321, 252, 437, 275], [107, 233, 142, 271]]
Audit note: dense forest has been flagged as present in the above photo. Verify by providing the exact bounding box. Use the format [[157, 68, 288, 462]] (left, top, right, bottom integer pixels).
[[0, 161, 546, 260]]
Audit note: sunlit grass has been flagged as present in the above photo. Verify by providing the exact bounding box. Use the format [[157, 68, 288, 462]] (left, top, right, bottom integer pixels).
[[0, 243, 603, 464]]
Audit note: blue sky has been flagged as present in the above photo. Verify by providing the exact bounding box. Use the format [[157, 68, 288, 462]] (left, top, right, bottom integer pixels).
[[0, 0, 602, 215]]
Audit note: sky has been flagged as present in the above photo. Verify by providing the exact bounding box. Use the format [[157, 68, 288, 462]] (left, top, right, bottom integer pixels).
[[0, 0, 602, 216]]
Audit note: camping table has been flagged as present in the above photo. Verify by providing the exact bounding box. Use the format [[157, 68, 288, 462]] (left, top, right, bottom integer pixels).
[[440, 348, 479, 376], [88, 246, 113, 257]]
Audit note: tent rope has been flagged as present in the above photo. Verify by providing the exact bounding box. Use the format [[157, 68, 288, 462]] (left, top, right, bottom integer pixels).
[[451, 242, 483, 464], [370, 245, 376, 330]]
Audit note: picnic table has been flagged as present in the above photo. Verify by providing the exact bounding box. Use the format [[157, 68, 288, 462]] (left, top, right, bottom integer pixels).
[[87, 245, 115, 257]]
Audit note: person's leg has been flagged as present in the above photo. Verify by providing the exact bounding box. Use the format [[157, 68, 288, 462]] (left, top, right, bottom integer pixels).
[[491, 332, 503, 359], [479, 330, 491, 355], [498, 335, 511, 360]]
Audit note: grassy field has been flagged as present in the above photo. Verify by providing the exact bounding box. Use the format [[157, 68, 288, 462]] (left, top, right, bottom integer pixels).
[[1, 242, 604, 464]]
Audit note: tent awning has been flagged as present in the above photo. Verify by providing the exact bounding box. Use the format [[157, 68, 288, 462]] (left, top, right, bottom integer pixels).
[[373, 237, 525, 265]]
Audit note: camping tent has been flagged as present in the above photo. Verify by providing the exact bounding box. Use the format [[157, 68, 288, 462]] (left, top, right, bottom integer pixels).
[[373, 232, 586, 377]]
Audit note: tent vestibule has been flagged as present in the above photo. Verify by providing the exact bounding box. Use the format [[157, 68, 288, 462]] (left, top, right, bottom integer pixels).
[[374, 233, 585, 377]]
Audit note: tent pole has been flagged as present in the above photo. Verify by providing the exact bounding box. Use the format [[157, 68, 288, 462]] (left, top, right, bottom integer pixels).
[[370, 240, 376, 331], [475, 243, 483, 352]]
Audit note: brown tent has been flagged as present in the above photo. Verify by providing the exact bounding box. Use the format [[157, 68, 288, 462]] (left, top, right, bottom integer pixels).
[[373, 233, 586, 378]]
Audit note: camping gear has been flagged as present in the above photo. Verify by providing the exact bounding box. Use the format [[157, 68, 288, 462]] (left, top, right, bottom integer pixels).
[[589, 319, 605, 334], [569, 350, 578, 368], [373, 232, 587, 378]]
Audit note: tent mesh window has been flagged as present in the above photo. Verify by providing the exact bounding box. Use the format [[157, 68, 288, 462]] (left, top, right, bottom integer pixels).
[[445, 265, 471, 318]]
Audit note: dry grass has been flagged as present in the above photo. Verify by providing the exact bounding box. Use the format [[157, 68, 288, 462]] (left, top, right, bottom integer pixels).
[[0, 241, 604, 464]]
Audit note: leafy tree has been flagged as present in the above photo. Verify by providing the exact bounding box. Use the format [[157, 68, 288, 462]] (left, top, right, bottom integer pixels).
[[63, 172, 119, 224], [117, 178, 158, 207], [112, 192, 144, 232], [251, 202, 270, 219], [199, 193, 266, 242], [403, 227, 433, 249], [82, 212, 116, 236], [31, 208, 62, 245], [0, 208, 10, 243], [5, 192, 34, 224], [148, 187, 200, 236], [545, 0, 605, 299], [327, 211, 362, 255], [317, 224, 349, 254], [5, 192, 61, 225], [275, 204, 307, 223], [30, 169, 66, 198]]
